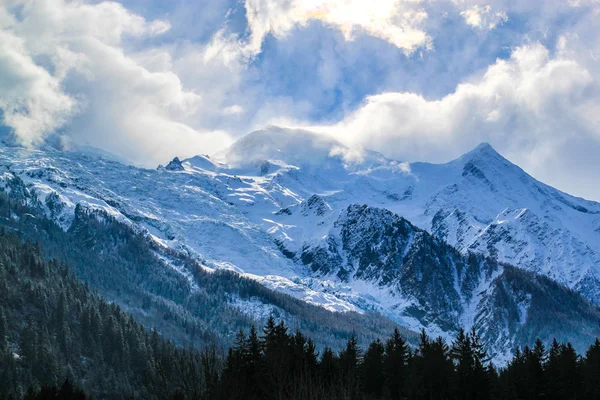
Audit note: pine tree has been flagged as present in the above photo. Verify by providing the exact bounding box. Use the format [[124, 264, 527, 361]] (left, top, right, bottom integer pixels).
[[34, 325, 58, 385], [583, 339, 600, 399], [383, 327, 409, 399], [362, 339, 384, 398], [262, 320, 291, 400], [451, 328, 474, 400], [55, 292, 69, 329], [0, 350, 18, 394], [199, 345, 220, 400], [546, 338, 562, 400], [0, 307, 7, 351], [262, 316, 276, 341], [532, 338, 547, 395], [411, 330, 454, 400], [339, 335, 361, 399], [320, 346, 338, 395], [469, 328, 490, 400], [220, 330, 248, 400], [558, 343, 580, 400], [486, 362, 499, 400], [19, 317, 37, 368], [245, 325, 263, 399]]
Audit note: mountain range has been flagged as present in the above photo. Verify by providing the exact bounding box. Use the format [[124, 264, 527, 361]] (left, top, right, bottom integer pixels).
[[1, 126, 599, 363]]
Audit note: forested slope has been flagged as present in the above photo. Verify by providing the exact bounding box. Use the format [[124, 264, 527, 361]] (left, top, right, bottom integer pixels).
[[0, 176, 409, 352]]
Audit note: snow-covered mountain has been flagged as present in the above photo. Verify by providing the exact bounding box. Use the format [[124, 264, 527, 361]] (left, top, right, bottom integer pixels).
[[228, 130, 600, 303], [293, 203, 600, 361], [0, 126, 599, 360]]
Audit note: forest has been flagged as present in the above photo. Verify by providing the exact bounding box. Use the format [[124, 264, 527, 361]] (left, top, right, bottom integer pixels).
[[0, 231, 600, 399], [214, 321, 600, 400]]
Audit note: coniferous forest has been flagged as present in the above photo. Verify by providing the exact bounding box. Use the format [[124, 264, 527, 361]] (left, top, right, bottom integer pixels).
[[1, 230, 600, 399]]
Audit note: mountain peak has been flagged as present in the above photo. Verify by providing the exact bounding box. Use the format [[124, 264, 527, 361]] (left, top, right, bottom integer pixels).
[[469, 142, 501, 157], [222, 126, 349, 168], [221, 126, 391, 173], [165, 157, 185, 171], [474, 142, 494, 152], [454, 142, 507, 168], [183, 154, 219, 171]]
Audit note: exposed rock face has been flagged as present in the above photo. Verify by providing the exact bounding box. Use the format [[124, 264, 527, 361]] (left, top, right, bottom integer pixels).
[[165, 157, 185, 171], [297, 204, 600, 361]]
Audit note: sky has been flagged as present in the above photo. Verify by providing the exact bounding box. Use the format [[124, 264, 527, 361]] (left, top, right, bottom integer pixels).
[[0, 0, 599, 200]]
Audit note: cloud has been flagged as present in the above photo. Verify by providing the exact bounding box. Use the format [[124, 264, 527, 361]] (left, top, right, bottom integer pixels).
[[0, 0, 599, 200], [329, 144, 366, 164], [243, 0, 432, 55], [310, 41, 600, 199], [460, 5, 507, 31], [0, 26, 75, 146], [568, 0, 600, 7], [0, 0, 234, 164]]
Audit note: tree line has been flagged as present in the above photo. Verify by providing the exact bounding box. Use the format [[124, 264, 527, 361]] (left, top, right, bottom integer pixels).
[[210, 317, 600, 400], [7, 315, 600, 399]]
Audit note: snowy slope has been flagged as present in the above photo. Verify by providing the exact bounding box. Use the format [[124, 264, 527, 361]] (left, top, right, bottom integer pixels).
[[0, 143, 359, 313], [292, 203, 600, 362], [224, 131, 600, 304], [0, 126, 599, 360]]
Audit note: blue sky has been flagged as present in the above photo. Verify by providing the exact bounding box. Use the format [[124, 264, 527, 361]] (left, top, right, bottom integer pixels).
[[0, 0, 599, 200]]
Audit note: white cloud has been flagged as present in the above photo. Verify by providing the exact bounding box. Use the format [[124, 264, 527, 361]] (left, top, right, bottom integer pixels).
[[329, 144, 366, 164], [0, 0, 234, 164], [310, 41, 600, 199], [568, 0, 600, 8], [243, 0, 432, 55], [460, 5, 507, 31], [0, 27, 75, 146], [0, 0, 599, 200]]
